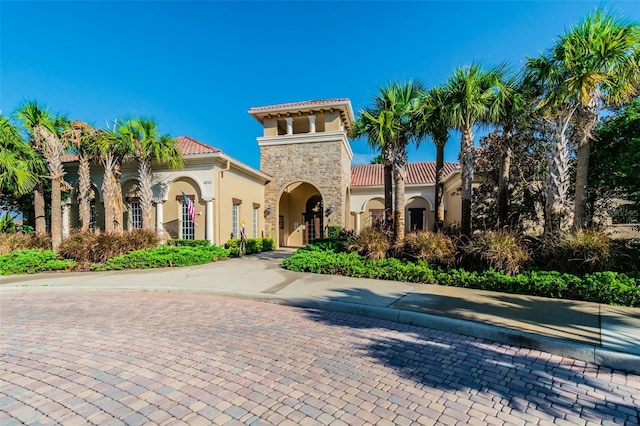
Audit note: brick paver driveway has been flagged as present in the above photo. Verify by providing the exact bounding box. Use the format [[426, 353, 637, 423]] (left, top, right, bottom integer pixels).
[[1, 292, 639, 425]]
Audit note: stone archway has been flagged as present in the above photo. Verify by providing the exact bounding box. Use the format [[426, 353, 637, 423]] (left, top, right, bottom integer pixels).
[[277, 181, 323, 247]]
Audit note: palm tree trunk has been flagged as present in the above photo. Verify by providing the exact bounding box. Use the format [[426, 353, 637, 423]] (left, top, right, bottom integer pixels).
[[460, 126, 475, 238], [78, 154, 91, 232], [138, 159, 153, 230], [113, 164, 124, 235], [572, 103, 597, 230], [393, 152, 407, 244], [497, 130, 513, 229], [544, 113, 572, 236], [50, 178, 62, 251], [34, 181, 46, 235], [102, 166, 115, 234], [434, 144, 445, 231], [383, 147, 393, 226]]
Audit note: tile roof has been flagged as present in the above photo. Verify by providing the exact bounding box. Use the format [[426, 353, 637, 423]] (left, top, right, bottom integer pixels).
[[174, 136, 220, 155], [249, 98, 351, 113], [61, 135, 219, 163], [351, 162, 460, 187]]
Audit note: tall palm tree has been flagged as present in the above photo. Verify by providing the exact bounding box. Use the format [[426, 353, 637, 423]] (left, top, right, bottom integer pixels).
[[526, 53, 577, 235], [16, 101, 68, 250], [443, 63, 507, 238], [118, 118, 182, 230], [415, 86, 451, 231], [61, 121, 100, 232], [556, 9, 640, 229], [351, 108, 394, 226], [493, 74, 530, 229], [94, 124, 130, 234], [377, 81, 426, 244]]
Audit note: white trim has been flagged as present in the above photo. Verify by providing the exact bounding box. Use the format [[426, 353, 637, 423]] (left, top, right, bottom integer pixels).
[[257, 131, 353, 161]]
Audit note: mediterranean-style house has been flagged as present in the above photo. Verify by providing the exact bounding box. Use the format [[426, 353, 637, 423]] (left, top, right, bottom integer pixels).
[[63, 98, 464, 247]]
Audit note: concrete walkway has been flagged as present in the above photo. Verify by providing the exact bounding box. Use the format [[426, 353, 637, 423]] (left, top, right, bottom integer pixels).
[[1, 249, 639, 374]]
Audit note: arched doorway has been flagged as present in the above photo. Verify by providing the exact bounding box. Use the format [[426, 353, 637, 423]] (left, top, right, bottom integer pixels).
[[277, 181, 323, 247]]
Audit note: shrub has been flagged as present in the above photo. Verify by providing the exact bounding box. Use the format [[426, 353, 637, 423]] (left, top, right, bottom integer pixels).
[[58, 230, 159, 269], [610, 238, 640, 275], [281, 248, 639, 307], [538, 229, 614, 274], [0, 233, 51, 255], [96, 245, 230, 270], [300, 238, 347, 253], [225, 237, 276, 256], [326, 226, 342, 239], [464, 230, 530, 275], [166, 239, 211, 247], [402, 231, 455, 266], [0, 249, 76, 275], [346, 226, 391, 259]]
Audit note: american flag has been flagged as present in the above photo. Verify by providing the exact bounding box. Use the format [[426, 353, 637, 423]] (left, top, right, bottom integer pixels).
[[182, 192, 198, 226]]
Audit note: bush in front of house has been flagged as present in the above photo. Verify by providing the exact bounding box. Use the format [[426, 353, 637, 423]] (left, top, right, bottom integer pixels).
[[166, 239, 211, 247], [346, 226, 391, 259], [95, 245, 230, 270], [402, 231, 456, 267], [58, 230, 159, 269], [225, 237, 276, 256], [0, 233, 52, 255], [462, 230, 530, 276], [281, 248, 640, 307], [0, 249, 76, 275]]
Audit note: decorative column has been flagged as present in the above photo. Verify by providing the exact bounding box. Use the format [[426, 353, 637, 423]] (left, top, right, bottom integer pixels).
[[205, 199, 214, 244], [62, 203, 70, 239], [286, 117, 293, 135], [308, 115, 316, 133], [155, 200, 164, 240], [355, 211, 362, 234]]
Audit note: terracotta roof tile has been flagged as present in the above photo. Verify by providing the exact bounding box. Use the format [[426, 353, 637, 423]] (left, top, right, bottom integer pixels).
[[175, 135, 220, 155], [62, 135, 219, 163], [351, 162, 459, 186], [249, 98, 351, 113]]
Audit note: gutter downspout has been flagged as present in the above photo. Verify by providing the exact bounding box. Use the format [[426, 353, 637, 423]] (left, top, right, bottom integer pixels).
[[216, 158, 231, 245]]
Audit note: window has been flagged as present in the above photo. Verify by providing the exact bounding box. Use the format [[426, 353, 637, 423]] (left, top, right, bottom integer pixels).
[[182, 201, 195, 240], [130, 201, 142, 230], [232, 204, 239, 239], [253, 206, 258, 238]]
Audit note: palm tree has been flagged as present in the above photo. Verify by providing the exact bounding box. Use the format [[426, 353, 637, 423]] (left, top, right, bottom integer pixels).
[[556, 9, 640, 229], [378, 81, 426, 244], [415, 86, 451, 231], [351, 108, 394, 227], [94, 124, 130, 234], [61, 121, 100, 232], [443, 63, 507, 238], [16, 101, 68, 250], [118, 118, 182, 230], [0, 115, 41, 195], [526, 53, 577, 235], [493, 75, 530, 229]]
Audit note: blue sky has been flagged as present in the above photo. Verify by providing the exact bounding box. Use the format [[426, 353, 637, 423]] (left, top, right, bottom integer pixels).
[[2, 1, 638, 170]]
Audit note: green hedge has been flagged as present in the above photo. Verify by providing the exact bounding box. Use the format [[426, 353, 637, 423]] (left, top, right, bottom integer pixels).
[[0, 249, 76, 275], [165, 239, 211, 247], [281, 249, 640, 307], [94, 245, 230, 270], [225, 237, 276, 256]]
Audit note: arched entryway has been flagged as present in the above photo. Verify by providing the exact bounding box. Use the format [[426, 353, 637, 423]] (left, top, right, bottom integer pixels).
[[277, 181, 323, 247]]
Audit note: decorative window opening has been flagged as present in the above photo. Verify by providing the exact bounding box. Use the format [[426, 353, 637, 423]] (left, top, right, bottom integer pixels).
[[182, 200, 195, 240], [129, 201, 142, 230]]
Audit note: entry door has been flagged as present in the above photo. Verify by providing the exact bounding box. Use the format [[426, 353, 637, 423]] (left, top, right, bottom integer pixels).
[[409, 208, 425, 231]]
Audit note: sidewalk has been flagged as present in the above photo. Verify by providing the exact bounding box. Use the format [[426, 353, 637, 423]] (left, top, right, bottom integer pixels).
[[1, 249, 639, 374]]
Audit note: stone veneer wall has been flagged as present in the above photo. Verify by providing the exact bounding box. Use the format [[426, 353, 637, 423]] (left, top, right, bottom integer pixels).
[[260, 138, 350, 239]]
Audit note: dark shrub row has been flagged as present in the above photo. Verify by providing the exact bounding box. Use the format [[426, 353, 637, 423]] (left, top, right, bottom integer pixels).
[[281, 249, 639, 307], [225, 237, 276, 256]]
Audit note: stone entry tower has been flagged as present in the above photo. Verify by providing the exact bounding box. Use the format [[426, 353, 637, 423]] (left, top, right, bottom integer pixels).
[[249, 99, 354, 247]]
